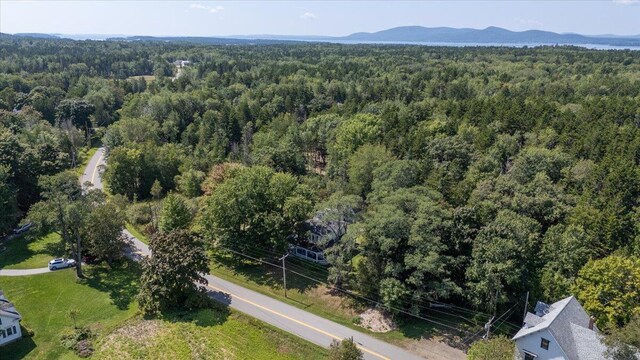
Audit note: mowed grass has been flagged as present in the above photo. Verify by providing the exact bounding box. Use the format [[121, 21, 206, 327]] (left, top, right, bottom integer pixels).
[[1, 264, 140, 360], [0, 233, 65, 269], [95, 310, 327, 360]]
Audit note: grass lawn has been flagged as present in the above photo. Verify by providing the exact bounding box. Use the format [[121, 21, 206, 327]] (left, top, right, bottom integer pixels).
[[95, 309, 327, 359], [1, 263, 140, 360], [0, 233, 65, 269]]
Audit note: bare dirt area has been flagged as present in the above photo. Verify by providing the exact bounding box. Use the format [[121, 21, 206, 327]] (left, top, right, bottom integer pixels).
[[357, 308, 397, 332], [400, 336, 467, 360]]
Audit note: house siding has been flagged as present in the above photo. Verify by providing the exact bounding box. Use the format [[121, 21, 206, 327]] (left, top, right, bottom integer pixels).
[[0, 316, 22, 346], [515, 329, 570, 360]]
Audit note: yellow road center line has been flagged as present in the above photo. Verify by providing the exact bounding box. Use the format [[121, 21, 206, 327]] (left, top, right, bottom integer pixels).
[[206, 284, 391, 360], [91, 152, 103, 185]]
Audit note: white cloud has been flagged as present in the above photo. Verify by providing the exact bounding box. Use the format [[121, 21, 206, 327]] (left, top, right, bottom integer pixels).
[[189, 3, 224, 13], [300, 12, 317, 20], [613, 0, 639, 5]]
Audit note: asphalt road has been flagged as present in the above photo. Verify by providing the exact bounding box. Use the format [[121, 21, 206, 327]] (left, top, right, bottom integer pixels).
[[85, 147, 424, 360], [0, 268, 52, 276]]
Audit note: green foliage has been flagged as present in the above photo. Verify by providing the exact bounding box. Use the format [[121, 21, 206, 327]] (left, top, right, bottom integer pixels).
[[84, 200, 127, 266], [200, 165, 313, 254], [138, 229, 210, 316], [158, 192, 193, 232], [328, 338, 363, 360], [605, 315, 640, 360], [466, 210, 540, 314], [574, 255, 640, 329], [347, 144, 394, 198], [467, 336, 515, 360]]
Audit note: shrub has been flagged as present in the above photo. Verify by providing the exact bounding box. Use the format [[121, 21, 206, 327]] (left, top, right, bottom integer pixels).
[[60, 327, 94, 358]]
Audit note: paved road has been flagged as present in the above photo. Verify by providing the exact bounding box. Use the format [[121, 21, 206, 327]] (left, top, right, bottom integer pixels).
[[80, 147, 104, 188], [0, 268, 52, 276], [86, 148, 424, 360]]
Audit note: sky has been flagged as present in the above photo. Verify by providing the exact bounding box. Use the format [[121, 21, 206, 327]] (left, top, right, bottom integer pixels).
[[1, 1, 639, 37]]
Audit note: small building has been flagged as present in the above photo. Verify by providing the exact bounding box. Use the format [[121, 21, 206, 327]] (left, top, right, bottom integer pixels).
[[289, 212, 344, 265], [513, 296, 608, 360], [0, 290, 22, 346], [173, 60, 190, 68]]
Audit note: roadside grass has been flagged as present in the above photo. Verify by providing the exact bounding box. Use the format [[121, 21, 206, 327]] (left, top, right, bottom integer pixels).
[[210, 251, 480, 348], [94, 309, 327, 359], [125, 223, 149, 245], [0, 233, 65, 269], [75, 144, 100, 177], [1, 263, 140, 360], [126, 75, 156, 82]]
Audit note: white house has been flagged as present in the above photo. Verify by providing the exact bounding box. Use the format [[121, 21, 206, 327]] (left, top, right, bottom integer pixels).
[[513, 296, 608, 360], [0, 290, 22, 346], [173, 60, 190, 68]]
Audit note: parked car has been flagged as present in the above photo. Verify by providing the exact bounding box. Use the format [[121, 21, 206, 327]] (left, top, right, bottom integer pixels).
[[48, 258, 76, 270], [12, 223, 33, 235]]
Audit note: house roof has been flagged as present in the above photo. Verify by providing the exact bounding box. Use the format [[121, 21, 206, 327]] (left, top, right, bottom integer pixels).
[[513, 296, 608, 360], [0, 291, 22, 320]]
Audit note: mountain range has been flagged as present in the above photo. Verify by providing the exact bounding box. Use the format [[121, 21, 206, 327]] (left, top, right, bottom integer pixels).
[[3, 26, 640, 47]]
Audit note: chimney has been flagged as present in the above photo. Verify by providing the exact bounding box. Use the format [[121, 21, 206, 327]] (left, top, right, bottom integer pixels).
[[588, 316, 595, 330]]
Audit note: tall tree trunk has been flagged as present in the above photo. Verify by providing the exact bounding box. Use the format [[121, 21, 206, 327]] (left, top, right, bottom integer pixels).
[[75, 231, 83, 278]]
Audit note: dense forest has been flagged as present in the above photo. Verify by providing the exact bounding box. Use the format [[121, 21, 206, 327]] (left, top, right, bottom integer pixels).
[[1, 37, 640, 349]]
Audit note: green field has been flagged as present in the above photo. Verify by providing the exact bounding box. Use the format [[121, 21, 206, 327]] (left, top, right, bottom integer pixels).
[[94, 310, 326, 359], [1, 265, 140, 360], [1, 234, 328, 359], [0, 233, 64, 269]]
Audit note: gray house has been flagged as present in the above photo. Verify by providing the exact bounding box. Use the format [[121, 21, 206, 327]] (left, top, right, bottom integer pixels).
[[513, 296, 608, 360], [289, 212, 345, 265]]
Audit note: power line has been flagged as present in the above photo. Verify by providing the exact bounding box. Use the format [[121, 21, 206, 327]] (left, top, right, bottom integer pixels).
[[217, 241, 494, 323], [218, 245, 474, 335], [216, 245, 480, 329]]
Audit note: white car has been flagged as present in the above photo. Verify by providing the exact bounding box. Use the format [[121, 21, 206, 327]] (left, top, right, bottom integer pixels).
[[48, 258, 76, 270]]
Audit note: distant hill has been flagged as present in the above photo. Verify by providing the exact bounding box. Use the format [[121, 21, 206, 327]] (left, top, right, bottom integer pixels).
[[13, 33, 60, 39], [337, 26, 640, 46], [107, 35, 301, 45], [3, 26, 640, 47]]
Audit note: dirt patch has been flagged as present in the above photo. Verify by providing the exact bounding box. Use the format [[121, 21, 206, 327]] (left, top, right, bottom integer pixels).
[[103, 319, 162, 345], [308, 286, 359, 318], [356, 308, 397, 333], [400, 335, 467, 360]]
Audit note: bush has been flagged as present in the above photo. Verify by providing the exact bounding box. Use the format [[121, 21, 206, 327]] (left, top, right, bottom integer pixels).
[[20, 323, 35, 337], [467, 336, 515, 360], [329, 338, 363, 360], [126, 201, 154, 226], [60, 327, 94, 358]]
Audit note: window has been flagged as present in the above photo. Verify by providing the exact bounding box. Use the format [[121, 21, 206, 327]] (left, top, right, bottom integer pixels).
[[13, 326, 16, 335], [524, 353, 536, 360], [0, 329, 5, 338], [540, 338, 550, 350], [7, 327, 12, 336]]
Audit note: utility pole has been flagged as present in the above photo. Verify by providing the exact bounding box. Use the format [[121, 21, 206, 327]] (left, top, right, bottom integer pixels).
[[484, 316, 495, 339], [522, 291, 530, 326], [279, 253, 289, 298]]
